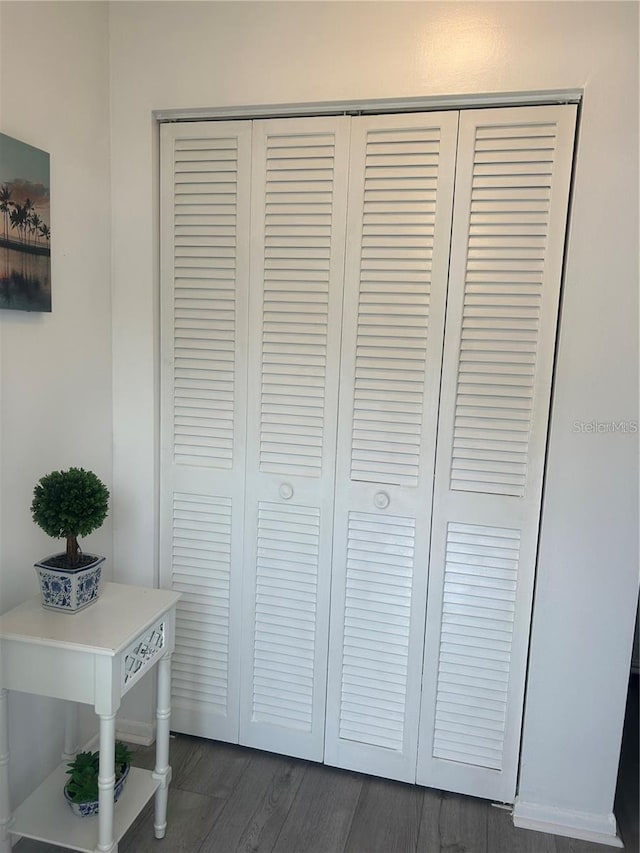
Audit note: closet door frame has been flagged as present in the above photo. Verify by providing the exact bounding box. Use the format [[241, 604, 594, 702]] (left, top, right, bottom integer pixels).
[[158, 97, 579, 801]]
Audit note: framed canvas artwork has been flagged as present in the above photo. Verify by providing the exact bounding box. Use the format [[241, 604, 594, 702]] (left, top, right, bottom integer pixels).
[[0, 132, 51, 312]]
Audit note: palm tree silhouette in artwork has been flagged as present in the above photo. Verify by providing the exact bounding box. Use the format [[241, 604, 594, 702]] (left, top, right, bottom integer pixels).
[[39, 222, 50, 244], [0, 185, 12, 242], [22, 198, 34, 246], [9, 204, 28, 244], [29, 211, 42, 245], [0, 186, 50, 256]]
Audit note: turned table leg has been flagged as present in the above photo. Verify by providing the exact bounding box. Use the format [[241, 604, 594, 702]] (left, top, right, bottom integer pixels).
[[97, 712, 117, 853], [62, 701, 80, 762], [152, 652, 172, 839]]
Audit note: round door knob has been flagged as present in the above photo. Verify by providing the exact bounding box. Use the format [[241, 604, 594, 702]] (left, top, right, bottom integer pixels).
[[279, 483, 294, 500], [374, 491, 390, 509]]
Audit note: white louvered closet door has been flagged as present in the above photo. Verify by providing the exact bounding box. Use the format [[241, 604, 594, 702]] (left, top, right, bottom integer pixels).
[[159, 121, 252, 742], [239, 117, 350, 760], [417, 105, 577, 802], [324, 112, 459, 782]]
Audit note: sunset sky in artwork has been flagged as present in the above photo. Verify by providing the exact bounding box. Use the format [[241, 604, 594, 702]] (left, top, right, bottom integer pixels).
[[0, 132, 50, 222]]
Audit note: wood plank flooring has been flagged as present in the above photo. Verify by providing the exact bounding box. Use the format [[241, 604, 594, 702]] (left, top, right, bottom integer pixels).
[[14, 676, 638, 853]]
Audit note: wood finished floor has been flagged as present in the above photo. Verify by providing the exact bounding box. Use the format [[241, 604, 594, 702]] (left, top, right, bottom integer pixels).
[[15, 676, 638, 853]]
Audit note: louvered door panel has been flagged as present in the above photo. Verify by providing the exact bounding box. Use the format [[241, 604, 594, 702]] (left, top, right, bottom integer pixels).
[[339, 512, 416, 752], [432, 522, 520, 769], [171, 493, 232, 717], [350, 127, 443, 488], [325, 112, 459, 782], [240, 117, 350, 760], [252, 502, 320, 731], [259, 131, 335, 477], [449, 120, 561, 498], [160, 121, 251, 742], [171, 135, 243, 468], [417, 105, 577, 802]]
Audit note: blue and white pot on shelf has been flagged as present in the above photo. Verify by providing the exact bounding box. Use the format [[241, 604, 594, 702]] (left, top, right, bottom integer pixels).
[[34, 554, 105, 613], [63, 763, 130, 817]]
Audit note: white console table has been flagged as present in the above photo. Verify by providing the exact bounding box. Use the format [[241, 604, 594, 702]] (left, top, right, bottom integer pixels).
[[0, 582, 181, 853]]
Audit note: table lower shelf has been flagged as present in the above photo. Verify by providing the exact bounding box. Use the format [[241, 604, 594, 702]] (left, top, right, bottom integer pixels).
[[10, 763, 160, 852]]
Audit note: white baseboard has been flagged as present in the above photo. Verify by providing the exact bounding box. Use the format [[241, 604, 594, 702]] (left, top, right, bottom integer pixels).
[[115, 718, 156, 746], [513, 799, 623, 847], [76, 719, 156, 752]]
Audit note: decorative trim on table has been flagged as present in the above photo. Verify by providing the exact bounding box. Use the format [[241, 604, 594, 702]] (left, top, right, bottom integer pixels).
[[122, 620, 165, 693]]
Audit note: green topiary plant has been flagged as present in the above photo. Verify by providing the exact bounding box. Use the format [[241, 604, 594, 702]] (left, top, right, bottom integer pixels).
[[31, 467, 109, 569]]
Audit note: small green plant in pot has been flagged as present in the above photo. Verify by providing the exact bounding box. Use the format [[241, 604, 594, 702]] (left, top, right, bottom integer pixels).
[[64, 741, 132, 817], [31, 467, 109, 612]]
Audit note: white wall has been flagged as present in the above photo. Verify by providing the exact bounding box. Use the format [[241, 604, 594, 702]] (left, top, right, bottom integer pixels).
[[108, 1, 638, 843], [0, 0, 112, 806]]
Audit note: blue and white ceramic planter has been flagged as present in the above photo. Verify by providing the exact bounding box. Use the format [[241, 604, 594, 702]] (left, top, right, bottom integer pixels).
[[63, 763, 130, 817], [34, 554, 105, 613]]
